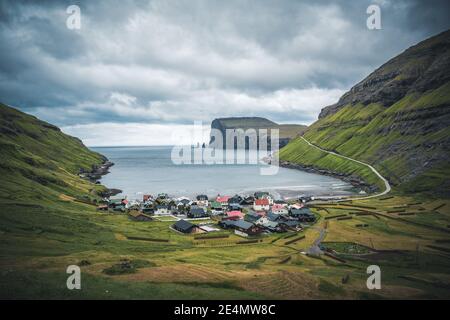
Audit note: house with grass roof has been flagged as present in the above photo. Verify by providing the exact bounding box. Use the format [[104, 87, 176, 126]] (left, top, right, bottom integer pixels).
[[128, 210, 153, 222], [210, 201, 223, 215]]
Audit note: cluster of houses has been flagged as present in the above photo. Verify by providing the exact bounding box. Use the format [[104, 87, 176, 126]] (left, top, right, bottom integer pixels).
[[98, 191, 315, 238]]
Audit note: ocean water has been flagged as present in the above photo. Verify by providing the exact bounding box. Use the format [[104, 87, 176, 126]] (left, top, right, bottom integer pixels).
[[91, 146, 355, 200]]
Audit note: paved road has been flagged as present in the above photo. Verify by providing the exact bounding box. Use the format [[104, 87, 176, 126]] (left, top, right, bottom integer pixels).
[[300, 136, 391, 201]]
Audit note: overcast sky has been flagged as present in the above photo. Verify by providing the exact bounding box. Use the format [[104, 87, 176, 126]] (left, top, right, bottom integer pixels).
[[1, 0, 449, 146]]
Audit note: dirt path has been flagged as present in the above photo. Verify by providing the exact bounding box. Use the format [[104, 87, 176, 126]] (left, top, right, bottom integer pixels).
[[306, 227, 327, 255]]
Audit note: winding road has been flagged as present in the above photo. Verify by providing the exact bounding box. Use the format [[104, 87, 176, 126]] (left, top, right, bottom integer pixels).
[[299, 136, 391, 201]]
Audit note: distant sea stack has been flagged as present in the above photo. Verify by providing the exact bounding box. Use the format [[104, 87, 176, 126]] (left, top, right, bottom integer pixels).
[[209, 117, 306, 150]]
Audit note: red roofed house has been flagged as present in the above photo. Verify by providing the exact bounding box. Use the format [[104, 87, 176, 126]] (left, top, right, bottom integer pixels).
[[216, 196, 231, 208], [290, 203, 304, 210], [271, 203, 288, 215], [224, 210, 244, 220], [253, 198, 270, 211], [143, 194, 152, 202]]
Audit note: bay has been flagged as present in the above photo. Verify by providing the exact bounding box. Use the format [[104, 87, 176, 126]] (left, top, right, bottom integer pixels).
[[91, 146, 356, 200]]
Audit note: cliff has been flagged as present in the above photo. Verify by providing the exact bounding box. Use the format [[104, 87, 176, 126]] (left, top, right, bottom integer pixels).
[[209, 117, 306, 150], [280, 30, 450, 197]]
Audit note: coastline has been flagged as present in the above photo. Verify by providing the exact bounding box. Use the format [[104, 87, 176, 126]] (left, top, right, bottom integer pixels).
[[81, 158, 122, 197], [93, 146, 362, 200], [278, 160, 378, 194]]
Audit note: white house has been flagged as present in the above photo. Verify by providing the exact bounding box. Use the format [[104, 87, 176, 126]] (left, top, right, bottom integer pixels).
[[271, 204, 289, 215], [253, 198, 270, 211], [154, 205, 171, 215], [196, 195, 209, 207], [255, 216, 270, 226]]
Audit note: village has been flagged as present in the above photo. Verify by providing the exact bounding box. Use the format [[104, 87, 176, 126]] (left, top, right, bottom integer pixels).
[[97, 192, 316, 237]]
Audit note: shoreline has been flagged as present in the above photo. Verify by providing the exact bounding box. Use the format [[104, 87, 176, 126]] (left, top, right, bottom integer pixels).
[[92, 148, 369, 200], [278, 160, 378, 194], [94, 163, 360, 202], [82, 158, 123, 197]]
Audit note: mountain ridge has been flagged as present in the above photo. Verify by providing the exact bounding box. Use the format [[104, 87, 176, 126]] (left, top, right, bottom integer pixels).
[[280, 30, 450, 197], [320, 29, 450, 119]]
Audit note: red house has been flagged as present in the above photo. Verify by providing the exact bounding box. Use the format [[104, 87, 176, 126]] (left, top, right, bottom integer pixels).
[[253, 198, 270, 211], [216, 196, 231, 207], [223, 210, 244, 220]]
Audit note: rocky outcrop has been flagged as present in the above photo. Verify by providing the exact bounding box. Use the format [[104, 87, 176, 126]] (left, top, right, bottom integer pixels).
[[320, 30, 450, 118], [79, 160, 114, 182]]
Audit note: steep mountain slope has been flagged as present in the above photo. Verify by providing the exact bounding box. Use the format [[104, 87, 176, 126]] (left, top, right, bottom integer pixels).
[[210, 117, 306, 149], [0, 103, 107, 205], [280, 30, 450, 197]]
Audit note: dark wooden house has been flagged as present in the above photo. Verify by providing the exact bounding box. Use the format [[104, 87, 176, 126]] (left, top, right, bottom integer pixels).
[[172, 219, 203, 234]]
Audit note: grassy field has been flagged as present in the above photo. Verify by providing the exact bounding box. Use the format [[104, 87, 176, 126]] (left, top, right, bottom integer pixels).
[[1, 188, 450, 299]]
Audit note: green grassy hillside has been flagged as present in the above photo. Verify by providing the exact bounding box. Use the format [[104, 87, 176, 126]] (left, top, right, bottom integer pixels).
[[279, 137, 385, 191], [0, 103, 107, 203], [280, 30, 450, 198]]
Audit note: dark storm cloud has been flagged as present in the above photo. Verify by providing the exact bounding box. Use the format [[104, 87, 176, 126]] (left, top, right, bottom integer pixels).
[[0, 0, 449, 134]]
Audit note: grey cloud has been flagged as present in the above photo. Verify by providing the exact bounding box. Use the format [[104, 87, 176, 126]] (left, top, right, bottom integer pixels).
[[0, 0, 449, 130]]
